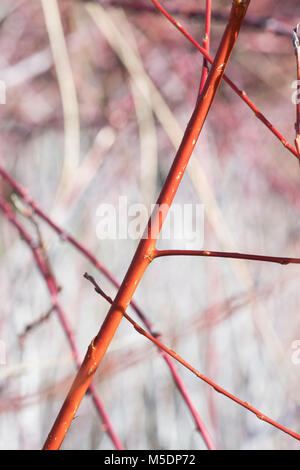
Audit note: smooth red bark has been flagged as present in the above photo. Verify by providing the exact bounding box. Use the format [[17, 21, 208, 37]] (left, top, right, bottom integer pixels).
[[43, 0, 251, 450]]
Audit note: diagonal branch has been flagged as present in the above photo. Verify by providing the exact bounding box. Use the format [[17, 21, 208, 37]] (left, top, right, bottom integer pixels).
[[42, 0, 251, 450], [85, 273, 300, 442]]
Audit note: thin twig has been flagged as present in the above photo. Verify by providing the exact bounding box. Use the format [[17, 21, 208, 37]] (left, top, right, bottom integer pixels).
[[19, 305, 56, 343], [293, 24, 300, 156], [85, 273, 300, 442], [198, 0, 211, 97], [149, 0, 299, 159], [153, 249, 300, 265]]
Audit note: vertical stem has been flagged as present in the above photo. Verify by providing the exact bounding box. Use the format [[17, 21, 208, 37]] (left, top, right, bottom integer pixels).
[[161, 354, 216, 449], [293, 24, 300, 155], [198, 0, 212, 96], [43, 0, 251, 450], [40, 0, 80, 191]]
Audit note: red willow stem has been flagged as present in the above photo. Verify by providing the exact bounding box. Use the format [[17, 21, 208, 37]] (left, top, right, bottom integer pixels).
[[198, 0, 211, 96], [293, 24, 300, 156], [0, 167, 215, 449], [85, 273, 300, 442], [42, 0, 251, 450], [0, 196, 124, 450], [150, 0, 299, 160], [153, 249, 300, 265]]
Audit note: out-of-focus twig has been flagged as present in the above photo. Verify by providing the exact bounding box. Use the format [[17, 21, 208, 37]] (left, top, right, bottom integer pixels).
[[19, 305, 56, 343], [0, 196, 124, 450], [41, 0, 80, 193], [116, 10, 158, 209]]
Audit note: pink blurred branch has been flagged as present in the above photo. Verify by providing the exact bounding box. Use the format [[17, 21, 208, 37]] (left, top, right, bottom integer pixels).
[[0, 196, 124, 450]]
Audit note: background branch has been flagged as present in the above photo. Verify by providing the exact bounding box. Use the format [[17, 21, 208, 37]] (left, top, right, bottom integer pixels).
[[0, 196, 124, 450]]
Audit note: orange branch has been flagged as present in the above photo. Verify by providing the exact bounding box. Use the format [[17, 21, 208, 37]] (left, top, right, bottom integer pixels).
[[43, 0, 251, 450]]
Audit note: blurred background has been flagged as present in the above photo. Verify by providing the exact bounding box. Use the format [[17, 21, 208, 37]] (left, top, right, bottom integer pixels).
[[0, 0, 300, 450]]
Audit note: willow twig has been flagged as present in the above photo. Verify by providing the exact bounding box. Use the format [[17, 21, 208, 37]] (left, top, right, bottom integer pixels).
[[153, 249, 300, 265], [85, 273, 300, 443], [43, 0, 251, 450]]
